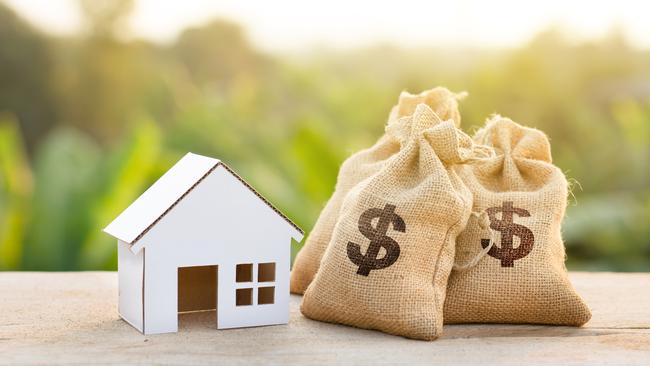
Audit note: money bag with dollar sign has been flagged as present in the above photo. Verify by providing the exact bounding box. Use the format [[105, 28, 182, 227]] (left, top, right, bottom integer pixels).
[[291, 87, 465, 295], [444, 116, 592, 326], [300, 102, 491, 341]]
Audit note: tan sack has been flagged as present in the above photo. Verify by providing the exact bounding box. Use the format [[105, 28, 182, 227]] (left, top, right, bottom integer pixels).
[[290, 87, 465, 294], [301, 104, 487, 340], [444, 116, 592, 326]]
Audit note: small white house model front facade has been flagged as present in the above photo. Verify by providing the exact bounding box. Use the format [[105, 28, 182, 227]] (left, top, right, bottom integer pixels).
[[104, 153, 303, 335]]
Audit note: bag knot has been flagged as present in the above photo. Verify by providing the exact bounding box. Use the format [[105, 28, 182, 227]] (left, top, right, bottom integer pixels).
[[474, 115, 552, 163], [388, 87, 466, 127]]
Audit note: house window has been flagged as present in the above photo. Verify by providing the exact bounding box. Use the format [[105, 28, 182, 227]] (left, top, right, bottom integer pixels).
[[258, 262, 275, 282], [235, 262, 276, 306], [236, 263, 253, 282], [258, 286, 275, 304], [236, 288, 253, 306]]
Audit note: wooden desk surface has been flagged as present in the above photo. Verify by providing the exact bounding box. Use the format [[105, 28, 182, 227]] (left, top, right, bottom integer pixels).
[[0, 272, 648, 365]]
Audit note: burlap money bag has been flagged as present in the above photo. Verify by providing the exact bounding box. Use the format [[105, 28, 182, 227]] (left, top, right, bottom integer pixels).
[[443, 116, 591, 325], [301, 104, 487, 340], [290, 87, 465, 294]]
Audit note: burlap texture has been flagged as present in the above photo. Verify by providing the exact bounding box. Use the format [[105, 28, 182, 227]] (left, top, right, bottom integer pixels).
[[444, 116, 591, 325], [290, 87, 465, 294], [301, 104, 482, 340]]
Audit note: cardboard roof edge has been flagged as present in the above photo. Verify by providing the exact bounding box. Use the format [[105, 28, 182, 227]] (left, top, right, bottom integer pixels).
[[103, 152, 304, 254]]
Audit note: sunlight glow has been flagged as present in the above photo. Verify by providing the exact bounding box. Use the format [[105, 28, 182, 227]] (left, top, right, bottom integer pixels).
[[3, 0, 650, 50]]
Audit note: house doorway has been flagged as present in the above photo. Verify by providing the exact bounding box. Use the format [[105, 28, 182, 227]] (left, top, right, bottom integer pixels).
[[177, 265, 218, 330]]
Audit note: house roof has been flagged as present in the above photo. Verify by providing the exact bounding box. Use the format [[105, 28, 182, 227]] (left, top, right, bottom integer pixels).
[[103, 152, 303, 246]]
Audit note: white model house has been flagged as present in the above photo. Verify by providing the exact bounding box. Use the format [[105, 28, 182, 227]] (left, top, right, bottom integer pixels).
[[104, 152, 303, 335]]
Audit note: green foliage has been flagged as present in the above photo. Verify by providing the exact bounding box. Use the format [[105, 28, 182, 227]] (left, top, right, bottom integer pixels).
[[0, 115, 32, 269], [0, 2, 648, 271], [0, 4, 57, 150], [78, 119, 163, 269], [21, 127, 101, 270]]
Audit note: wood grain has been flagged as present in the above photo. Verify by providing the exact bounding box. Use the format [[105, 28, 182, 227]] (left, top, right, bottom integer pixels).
[[0, 272, 648, 365]]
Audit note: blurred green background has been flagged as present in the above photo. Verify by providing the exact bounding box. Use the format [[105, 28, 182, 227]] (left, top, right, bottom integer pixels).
[[0, 1, 649, 271]]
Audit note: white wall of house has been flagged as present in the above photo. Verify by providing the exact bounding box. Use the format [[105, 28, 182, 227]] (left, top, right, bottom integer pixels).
[[137, 165, 293, 335], [117, 240, 144, 332]]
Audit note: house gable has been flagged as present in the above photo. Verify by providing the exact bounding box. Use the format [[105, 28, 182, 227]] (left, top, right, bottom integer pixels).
[[104, 153, 303, 254], [104, 153, 219, 244], [141, 164, 299, 254]]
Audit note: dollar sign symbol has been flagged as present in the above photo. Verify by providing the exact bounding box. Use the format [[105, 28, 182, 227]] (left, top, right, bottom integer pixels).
[[347, 204, 405, 276], [481, 201, 535, 267]]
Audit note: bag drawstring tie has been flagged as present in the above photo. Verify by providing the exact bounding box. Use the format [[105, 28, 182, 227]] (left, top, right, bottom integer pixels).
[[462, 143, 495, 164], [452, 210, 496, 272]]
